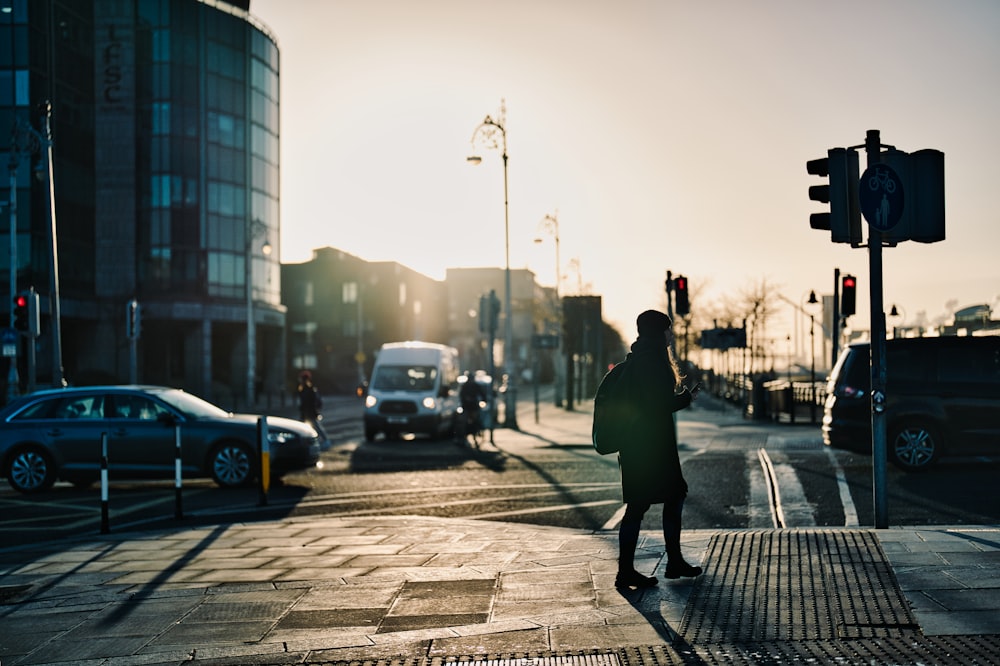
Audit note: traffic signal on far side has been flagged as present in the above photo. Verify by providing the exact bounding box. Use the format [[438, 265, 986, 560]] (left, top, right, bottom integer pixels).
[[13, 294, 28, 331], [807, 148, 862, 245], [675, 275, 690, 316], [841, 274, 857, 317], [479, 289, 500, 334]]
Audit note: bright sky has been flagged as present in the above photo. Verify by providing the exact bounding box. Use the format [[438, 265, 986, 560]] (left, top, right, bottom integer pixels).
[[251, 0, 1000, 357]]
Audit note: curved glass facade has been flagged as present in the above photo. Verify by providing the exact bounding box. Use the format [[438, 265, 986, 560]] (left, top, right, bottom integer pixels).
[[135, 0, 280, 306], [1, 0, 283, 406]]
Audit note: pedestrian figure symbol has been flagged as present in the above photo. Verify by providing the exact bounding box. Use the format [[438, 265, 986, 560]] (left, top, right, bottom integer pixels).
[[859, 163, 904, 231]]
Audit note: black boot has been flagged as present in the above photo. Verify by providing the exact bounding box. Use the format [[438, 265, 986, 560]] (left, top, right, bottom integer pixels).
[[617, 518, 657, 588], [664, 543, 702, 579]]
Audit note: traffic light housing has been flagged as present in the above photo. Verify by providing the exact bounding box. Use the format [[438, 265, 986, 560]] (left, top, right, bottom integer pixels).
[[479, 290, 500, 334], [674, 275, 690, 316], [807, 148, 862, 245], [878, 148, 946, 244], [841, 274, 857, 317], [13, 294, 28, 331]]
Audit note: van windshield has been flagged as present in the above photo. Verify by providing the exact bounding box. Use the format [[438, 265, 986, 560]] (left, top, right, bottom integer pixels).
[[372, 365, 438, 391]]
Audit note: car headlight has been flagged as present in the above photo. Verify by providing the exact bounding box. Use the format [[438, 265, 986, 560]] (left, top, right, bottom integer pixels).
[[267, 430, 297, 445], [365, 395, 378, 409], [422, 397, 436, 409]]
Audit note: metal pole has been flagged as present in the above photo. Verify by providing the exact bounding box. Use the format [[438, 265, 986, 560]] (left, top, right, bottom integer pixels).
[[40, 102, 63, 387], [810, 314, 816, 423], [832, 267, 841, 367], [246, 231, 255, 411], [174, 423, 183, 520], [100, 431, 110, 534], [866, 129, 889, 529], [501, 147, 517, 429], [544, 213, 562, 408], [7, 155, 19, 400]]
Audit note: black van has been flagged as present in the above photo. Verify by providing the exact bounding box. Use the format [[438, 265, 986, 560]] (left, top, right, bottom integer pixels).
[[822, 336, 1000, 471]]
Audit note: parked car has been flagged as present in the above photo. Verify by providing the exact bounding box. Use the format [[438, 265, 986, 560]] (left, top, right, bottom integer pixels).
[[822, 336, 1000, 471], [0, 385, 321, 493]]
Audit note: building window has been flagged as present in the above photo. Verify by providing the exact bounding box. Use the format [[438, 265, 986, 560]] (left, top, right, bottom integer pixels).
[[343, 282, 358, 304]]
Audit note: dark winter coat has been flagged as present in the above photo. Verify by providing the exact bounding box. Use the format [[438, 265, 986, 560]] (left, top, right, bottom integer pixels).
[[298, 383, 322, 421], [617, 335, 693, 505]]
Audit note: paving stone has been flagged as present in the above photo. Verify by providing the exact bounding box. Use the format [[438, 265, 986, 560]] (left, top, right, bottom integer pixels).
[[275, 607, 385, 629], [399, 579, 496, 598], [378, 612, 489, 632], [150, 619, 274, 645], [428, 626, 551, 656]]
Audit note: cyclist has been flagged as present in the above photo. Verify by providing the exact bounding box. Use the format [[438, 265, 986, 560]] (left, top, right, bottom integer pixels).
[[458, 371, 487, 445]]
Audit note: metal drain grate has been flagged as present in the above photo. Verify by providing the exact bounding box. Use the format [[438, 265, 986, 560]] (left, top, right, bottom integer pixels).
[[678, 529, 918, 643], [450, 657, 621, 666]]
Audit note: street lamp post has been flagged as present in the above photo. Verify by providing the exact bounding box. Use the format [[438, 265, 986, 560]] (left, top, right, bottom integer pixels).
[[468, 101, 518, 429], [246, 219, 271, 410], [39, 102, 63, 388], [889, 303, 906, 338], [779, 291, 820, 422], [534, 212, 562, 406]]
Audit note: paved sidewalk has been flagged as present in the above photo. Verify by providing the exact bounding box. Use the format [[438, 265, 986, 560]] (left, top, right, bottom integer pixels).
[[1, 399, 998, 665]]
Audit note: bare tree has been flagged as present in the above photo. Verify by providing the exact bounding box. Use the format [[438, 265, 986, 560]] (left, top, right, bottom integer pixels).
[[739, 276, 782, 377]]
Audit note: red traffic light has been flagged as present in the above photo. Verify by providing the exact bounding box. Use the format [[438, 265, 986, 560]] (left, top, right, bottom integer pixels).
[[13, 293, 29, 331], [841, 274, 857, 317], [675, 275, 690, 316]]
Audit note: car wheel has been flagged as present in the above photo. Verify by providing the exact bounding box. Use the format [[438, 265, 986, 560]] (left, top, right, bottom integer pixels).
[[210, 442, 254, 487], [7, 447, 57, 494], [889, 421, 941, 471]]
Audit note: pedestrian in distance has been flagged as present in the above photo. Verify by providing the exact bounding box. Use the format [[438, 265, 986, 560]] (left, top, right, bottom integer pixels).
[[615, 309, 702, 589], [297, 371, 329, 449]]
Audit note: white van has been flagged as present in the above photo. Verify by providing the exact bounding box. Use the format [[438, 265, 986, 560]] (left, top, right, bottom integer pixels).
[[363, 341, 461, 442]]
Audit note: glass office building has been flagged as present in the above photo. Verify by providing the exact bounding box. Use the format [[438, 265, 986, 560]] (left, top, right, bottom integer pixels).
[[1, 0, 282, 408]]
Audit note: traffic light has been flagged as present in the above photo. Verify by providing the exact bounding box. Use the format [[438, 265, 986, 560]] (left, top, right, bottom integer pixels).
[[674, 275, 690, 316], [807, 147, 862, 245], [878, 148, 946, 244], [13, 293, 28, 331], [841, 274, 857, 317], [479, 290, 500, 334]]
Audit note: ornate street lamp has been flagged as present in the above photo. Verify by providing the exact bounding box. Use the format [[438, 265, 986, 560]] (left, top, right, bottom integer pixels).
[[468, 101, 518, 429], [535, 212, 562, 406]]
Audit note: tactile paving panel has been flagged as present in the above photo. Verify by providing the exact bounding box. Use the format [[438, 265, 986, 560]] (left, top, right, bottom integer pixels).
[[678, 529, 917, 642]]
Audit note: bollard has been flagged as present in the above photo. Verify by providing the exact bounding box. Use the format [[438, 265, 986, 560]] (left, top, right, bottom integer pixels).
[[174, 423, 183, 520], [100, 432, 110, 534], [257, 416, 269, 506]]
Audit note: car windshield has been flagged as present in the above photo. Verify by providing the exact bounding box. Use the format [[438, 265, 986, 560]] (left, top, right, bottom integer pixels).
[[372, 365, 438, 391], [148, 388, 233, 419]]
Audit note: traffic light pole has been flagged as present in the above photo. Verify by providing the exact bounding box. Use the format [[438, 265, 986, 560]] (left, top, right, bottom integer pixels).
[[866, 129, 889, 530]]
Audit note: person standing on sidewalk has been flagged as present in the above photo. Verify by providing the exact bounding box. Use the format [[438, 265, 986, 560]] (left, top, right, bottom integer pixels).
[[615, 309, 702, 589], [297, 371, 329, 449]]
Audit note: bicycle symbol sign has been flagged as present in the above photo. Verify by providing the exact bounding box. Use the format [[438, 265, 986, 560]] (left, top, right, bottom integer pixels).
[[859, 163, 904, 231]]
